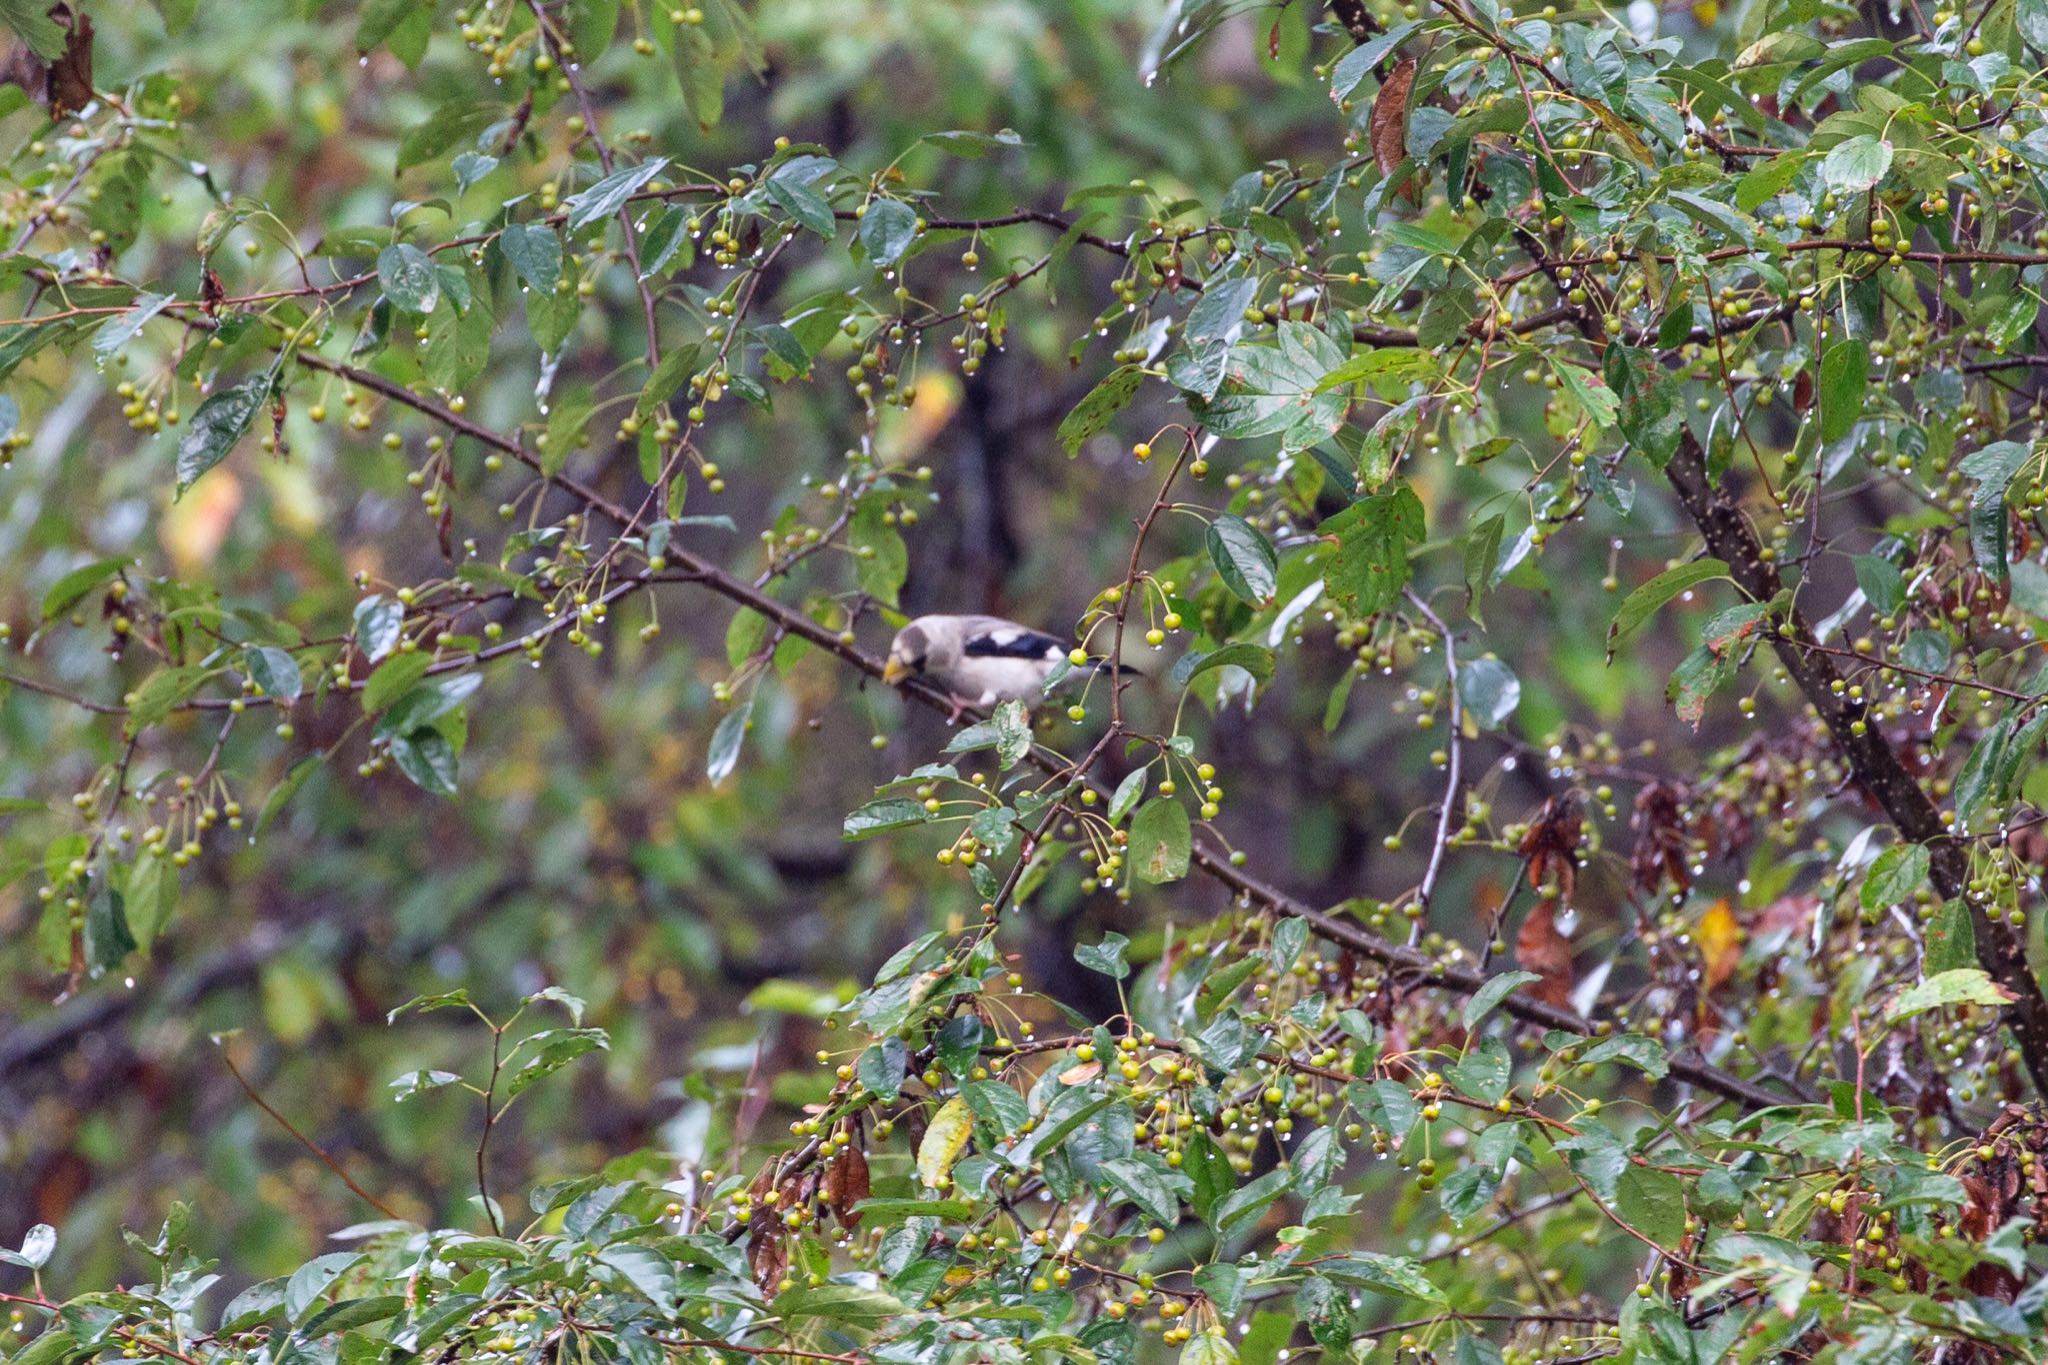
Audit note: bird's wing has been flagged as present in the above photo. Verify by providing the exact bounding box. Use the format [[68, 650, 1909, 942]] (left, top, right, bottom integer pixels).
[[957, 616, 1065, 661]]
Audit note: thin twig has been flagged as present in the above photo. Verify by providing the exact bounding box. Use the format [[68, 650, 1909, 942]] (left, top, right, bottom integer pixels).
[[217, 1039, 403, 1221]]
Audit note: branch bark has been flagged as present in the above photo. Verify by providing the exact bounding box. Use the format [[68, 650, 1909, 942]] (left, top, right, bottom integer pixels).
[[1664, 429, 2048, 1094]]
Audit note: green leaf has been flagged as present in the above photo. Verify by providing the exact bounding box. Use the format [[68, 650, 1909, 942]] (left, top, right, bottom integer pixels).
[[1924, 901, 1976, 975], [1605, 344, 1682, 468], [637, 342, 703, 420], [852, 500, 908, 608], [41, 557, 127, 621], [1615, 1167, 1689, 1250], [1179, 1330, 1240, 1365], [1959, 441, 2033, 583], [857, 198, 919, 266], [1129, 798, 1191, 884], [176, 375, 272, 493], [0, 0, 66, 58], [396, 100, 500, 172], [1580, 1033, 1669, 1081], [919, 127, 1025, 156], [1207, 514, 1278, 604], [377, 243, 440, 314], [1549, 360, 1620, 430], [637, 207, 694, 278], [766, 176, 838, 237], [1075, 931, 1131, 979], [505, 1027, 609, 1099], [1185, 276, 1257, 346], [285, 1253, 366, 1324], [539, 387, 593, 478], [1734, 151, 1808, 212], [372, 675, 480, 743], [1108, 767, 1149, 824], [777, 1284, 906, 1325], [1322, 1251, 1445, 1303], [498, 223, 563, 294], [1861, 843, 1930, 910], [1462, 971, 1541, 1029], [355, 0, 429, 61], [1456, 657, 1520, 729], [93, 293, 173, 359], [85, 879, 136, 972], [563, 159, 667, 232], [243, 646, 303, 704], [1187, 322, 1349, 449], [1211, 1165, 1292, 1234], [390, 730, 458, 796], [707, 699, 752, 784], [1886, 967, 2014, 1022], [1821, 134, 1892, 194], [1817, 338, 1869, 445], [842, 798, 929, 840], [124, 665, 212, 739], [257, 754, 323, 836], [595, 1246, 676, 1315], [1103, 1156, 1187, 1228], [1058, 365, 1145, 456], [859, 1039, 908, 1100], [1607, 559, 1731, 657], [2022, 0, 2048, 48], [353, 595, 406, 663], [991, 699, 1031, 770], [1321, 485, 1425, 618], [1852, 554, 1904, 616], [1170, 642, 1277, 689]]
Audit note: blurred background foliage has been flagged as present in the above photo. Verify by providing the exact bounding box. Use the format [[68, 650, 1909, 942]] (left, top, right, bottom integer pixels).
[[0, 0, 1910, 1328]]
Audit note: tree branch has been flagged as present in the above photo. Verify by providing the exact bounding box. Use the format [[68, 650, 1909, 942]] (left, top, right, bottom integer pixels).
[[1663, 429, 2048, 1094]]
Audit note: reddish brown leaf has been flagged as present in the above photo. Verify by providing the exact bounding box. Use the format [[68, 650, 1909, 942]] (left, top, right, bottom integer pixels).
[[1371, 57, 1416, 180], [1515, 897, 1574, 1008], [1793, 367, 1814, 412], [824, 1140, 870, 1230]]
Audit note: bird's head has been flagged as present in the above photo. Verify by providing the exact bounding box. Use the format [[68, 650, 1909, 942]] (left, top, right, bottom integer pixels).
[[882, 621, 929, 686]]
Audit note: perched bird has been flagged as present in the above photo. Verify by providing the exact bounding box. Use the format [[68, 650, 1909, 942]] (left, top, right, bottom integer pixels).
[[882, 614, 1128, 718]]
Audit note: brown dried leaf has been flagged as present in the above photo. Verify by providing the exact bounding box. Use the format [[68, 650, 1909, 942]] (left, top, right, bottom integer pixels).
[[747, 1224, 788, 1295], [1515, 897, 1574, 1008], [1519, 794, 1583, 897], [824, 1141, 870, 1230], [45, 8, 90, 117], [1629, 782, 1692, 897], [1371, 57, 1416, 179]]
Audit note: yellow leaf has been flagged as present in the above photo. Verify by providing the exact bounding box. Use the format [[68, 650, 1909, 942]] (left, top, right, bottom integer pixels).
[[916, 1095, 973, 1189], [1698, 898, 1743, 994]]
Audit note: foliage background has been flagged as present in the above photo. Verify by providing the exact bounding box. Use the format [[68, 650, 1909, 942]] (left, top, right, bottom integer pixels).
[[4, 0, 2048, 1360]]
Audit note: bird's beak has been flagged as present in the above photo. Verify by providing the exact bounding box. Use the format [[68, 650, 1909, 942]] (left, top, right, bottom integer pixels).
[[881, 658, 909, 686]]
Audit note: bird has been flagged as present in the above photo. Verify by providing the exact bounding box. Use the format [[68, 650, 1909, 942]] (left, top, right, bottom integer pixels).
[[881, 614, 1130, 719]]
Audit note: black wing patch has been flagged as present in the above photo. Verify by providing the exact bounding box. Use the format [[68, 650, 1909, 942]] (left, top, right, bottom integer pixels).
[[962, 626, 1064, 660]]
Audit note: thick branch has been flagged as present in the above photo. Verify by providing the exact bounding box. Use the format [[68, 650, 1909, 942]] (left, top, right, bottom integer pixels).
[[1664, 430, 2048, 1094]]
